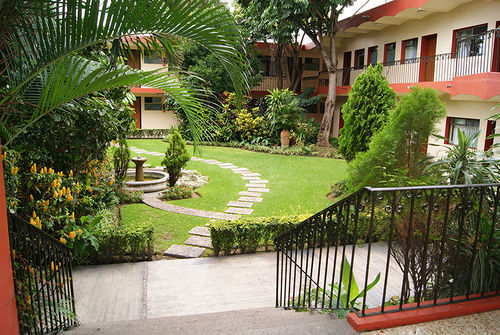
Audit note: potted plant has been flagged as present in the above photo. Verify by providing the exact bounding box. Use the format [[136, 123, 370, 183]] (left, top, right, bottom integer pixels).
[[265, 89, 305, 147]]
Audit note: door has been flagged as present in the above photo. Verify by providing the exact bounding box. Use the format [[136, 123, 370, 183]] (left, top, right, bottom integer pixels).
[[485, 120, 496, 151], [342, 51, 352, 85], [492, 21, 500, 72], [132, 97, 141, 129], [419, 34, 437, 82]]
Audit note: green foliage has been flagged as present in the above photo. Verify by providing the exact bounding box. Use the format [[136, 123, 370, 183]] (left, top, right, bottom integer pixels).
[[266, 89, 305, 131], [291, 119, 320, 145], [162, 131, 190, 187], [294, 259, 380, 318], [161, 185, 194, 200], [426, 129, 499, 185], [114, 187, 144, 204], [347, 87, 446, 190], [112, 139, 131, 183], [94, 209, 154, 263], [210, 215, 310, 256], [338, 63, 396, 162]]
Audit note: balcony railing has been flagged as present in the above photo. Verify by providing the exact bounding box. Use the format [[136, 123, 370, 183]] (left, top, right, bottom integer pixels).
[[252, 76, 291, 92], [300, 28, 499, 90], [275, 184, 499, 317], [9, 215, 76, 334]]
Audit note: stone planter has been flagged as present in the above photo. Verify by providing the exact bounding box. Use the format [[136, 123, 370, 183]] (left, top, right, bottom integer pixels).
[[280, 129, 290, 147]]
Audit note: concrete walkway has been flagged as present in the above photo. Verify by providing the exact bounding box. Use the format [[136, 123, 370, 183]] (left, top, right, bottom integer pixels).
[[73, 252, 277, 324]]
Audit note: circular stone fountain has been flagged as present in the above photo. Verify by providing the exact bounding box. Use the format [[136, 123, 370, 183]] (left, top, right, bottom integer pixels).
[[124, 168, 208, 194]]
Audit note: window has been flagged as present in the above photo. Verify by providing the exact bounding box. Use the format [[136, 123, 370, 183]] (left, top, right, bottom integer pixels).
[[304, 58, 320, 71], [402, 38, 418, 61], [258, 56, 275, 76], [319, 102, 325, 114], [454, 24, 488, 57], [354, 49, 365, 69], [144, 54, 164, 64], [384, 42, 396, 65], [368, 46, 378, 66], [144, 97, 163, 111], [447, 117, 480, 148]]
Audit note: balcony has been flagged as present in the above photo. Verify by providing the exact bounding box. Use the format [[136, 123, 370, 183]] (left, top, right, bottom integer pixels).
[[301, 28, 499, 91], [252, 76, 291, 92]]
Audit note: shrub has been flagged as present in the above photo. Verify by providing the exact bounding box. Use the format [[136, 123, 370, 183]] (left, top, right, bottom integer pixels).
[[330, 180, 347, 198], [112, 139, 130, 183], [114, 187, 143, 204], [234, 107, 265, 141], [162, 131, 190, 187], [95, 216, 154, 263], [161, 185, 193, 200], [128, 128, 171, 139], [338, 63, 396, 162], [265, 88, 305, 132], [346, 86, 445, 190], [210, 215, 310, 256]]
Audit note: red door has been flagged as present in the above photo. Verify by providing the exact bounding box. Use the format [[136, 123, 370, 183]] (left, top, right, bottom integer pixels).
[[132, 97, 141, 129], [419, 34, 437, 82], [342, 51, 352, 85], [492, 21, 500, 72], [485, 120, 496, 151]]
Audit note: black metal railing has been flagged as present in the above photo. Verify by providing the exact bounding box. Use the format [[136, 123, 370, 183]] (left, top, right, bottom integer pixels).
[[275, 184, 500, 317], [8, 215, 76, 334]]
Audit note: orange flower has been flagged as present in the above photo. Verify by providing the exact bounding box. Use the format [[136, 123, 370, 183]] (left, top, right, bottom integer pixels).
[[32, 211, 36, 218], [69, 231, 76, 239], [30, 163, 37, 174], [77, 228, 83, 234], [69, 170, 73, 176], [29, 194, 34, 201], [70, 212, 75, 221], [59, 237, 67, 245]]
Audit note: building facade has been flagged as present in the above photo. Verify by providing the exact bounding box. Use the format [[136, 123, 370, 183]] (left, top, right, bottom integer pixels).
[[249, 0, 500, 155]]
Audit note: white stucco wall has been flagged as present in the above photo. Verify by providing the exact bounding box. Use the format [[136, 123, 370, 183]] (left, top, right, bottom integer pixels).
[[336, 0, 500, 67], [137, 94, 178, 129], [428, 100, 498, 157]]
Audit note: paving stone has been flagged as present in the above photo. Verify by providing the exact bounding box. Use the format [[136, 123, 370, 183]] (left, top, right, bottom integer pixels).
[[225, 207, 254, 215], [150, 153, 163, 156], [163, 244, 205, 258], [184, 236, 212, 248], [245, 183, 267, 188], [226, 201, 253, 208], [205, 160, 221, 165], [191, 157, 202, 161], [248, 188, 269, 193], [217, 163, 234, 166], [238, 196, 263, 203], [241, 176, 262, 180], [231, 167, 249, 171], [188, 226, 210, 237], [241, 172, 261, 177], [238, 191, 262, 197], [220, 165, 238, 169]]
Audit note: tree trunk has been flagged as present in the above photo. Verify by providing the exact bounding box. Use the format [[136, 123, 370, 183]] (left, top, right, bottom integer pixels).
[[317, 34, 337, 147]]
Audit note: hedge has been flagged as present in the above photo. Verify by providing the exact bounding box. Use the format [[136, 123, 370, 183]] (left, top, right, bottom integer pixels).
[[89, 208, 154, 263], [209, 215, 310, 256], [128, 128, 170, 139]]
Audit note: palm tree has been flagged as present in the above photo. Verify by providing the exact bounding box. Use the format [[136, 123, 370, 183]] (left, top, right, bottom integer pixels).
[[0, 0, 249, 145]]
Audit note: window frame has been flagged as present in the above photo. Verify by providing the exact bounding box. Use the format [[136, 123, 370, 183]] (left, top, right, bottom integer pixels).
[[143, 53, 164, 65], [452, 23, 488, 58], [445, 117, 480, 148], [401, 38, 418, 62], [368, 46, 378, 66], [384, 42, 396, 65], [354, 48, 365, 69], [144, 96, 163, 111], [304, 57, 320, 71]]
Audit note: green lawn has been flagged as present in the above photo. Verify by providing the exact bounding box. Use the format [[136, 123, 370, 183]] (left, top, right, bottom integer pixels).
[[127, 139, 348, 216], [120, 204, 209, 253], [122, 139, 347, 253]]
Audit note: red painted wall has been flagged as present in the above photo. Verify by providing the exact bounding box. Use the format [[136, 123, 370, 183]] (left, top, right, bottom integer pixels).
[[0, 145, 19, 334]]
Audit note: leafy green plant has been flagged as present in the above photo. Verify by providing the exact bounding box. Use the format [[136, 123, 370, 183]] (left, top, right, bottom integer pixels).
[[265, 89, 305, 132], [210, 215, 310, 256], [114, 187, 143, 204], [338, 63, 396, 162], [161, 185, 194, 200], [112, 139, 131, 183], [162, 131, 190, 187], [347, 86, 445, 190], [426, 129, 499, 184], [293, 259, 380, 318]]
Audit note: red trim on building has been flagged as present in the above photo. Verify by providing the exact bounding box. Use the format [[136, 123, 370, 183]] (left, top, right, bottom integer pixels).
[[347, 294, 500, 332], [131, 87, 164, 94], [0, 145, 20, 335], [444, 117, 451, 144], [339, 0, 430, 31]]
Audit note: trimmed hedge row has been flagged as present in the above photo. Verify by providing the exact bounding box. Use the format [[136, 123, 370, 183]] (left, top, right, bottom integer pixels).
[[89, 207, 154, 263], [128, 129, 170, 139], [209, 215, 310, 256]]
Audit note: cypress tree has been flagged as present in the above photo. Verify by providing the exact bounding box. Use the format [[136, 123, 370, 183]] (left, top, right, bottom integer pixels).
[[338, 63, 396, 162]]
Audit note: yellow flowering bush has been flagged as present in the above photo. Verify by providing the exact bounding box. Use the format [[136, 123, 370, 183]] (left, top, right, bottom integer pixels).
[[234, 108, 264, 141]]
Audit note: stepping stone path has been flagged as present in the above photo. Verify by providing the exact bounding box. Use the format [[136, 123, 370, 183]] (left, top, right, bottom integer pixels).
[[128, 146, 271, 259]]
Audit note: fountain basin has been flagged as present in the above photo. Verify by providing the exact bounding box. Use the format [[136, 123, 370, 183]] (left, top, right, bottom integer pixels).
[[125, 169, 168, 193]]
